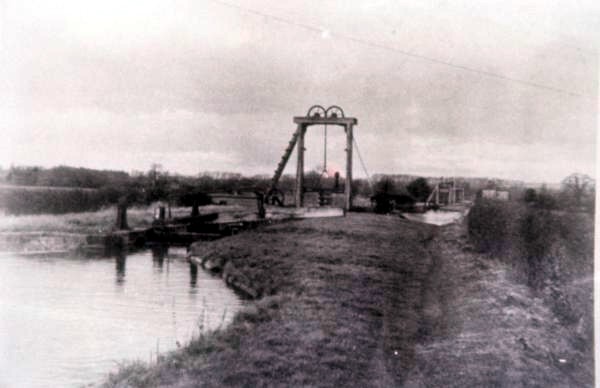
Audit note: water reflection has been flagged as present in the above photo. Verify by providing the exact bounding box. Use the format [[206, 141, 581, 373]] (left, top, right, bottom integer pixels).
[[0, 250, 243, 388], [402, 210, 463, 226], [190, 262, 198, 288], [115, 252, 126, 285], [151, 244, 168, 270]]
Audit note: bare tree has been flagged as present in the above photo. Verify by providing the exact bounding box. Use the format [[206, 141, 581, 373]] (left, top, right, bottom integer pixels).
[[561, 173, 594, 207]]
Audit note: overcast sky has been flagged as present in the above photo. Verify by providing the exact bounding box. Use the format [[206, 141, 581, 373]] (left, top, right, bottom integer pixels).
[[0, 0, 598, 183]]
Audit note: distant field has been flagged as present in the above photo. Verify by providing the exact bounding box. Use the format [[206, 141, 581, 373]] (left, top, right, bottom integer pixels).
[[0, 184, 99, 192], [0, 203, 255, 254], [0, 203, 253, 235], [0, 184, 108, 215], [0, 206, 152, 234]]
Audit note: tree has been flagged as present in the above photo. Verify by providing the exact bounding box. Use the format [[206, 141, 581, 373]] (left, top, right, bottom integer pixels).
[[536, 185, 557, 210], [561, 173, 594, 208], [523, 188, 537, 203], [406, 177, 431, 202], [149, 163, 163, 186], [374, 177, 396, 195], [304, 170, 323, 190], [372, 177, 397, 214]]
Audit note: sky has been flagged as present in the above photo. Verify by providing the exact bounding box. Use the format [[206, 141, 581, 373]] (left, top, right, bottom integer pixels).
[[0, 0, 598, 183]]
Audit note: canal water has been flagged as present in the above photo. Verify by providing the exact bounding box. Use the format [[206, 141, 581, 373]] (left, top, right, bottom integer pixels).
[[402, 210, 464, 226], [0, 247, 243, 388]]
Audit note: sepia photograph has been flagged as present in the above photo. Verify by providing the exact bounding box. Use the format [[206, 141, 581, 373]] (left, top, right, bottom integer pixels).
[[0, 1, 597, 387]]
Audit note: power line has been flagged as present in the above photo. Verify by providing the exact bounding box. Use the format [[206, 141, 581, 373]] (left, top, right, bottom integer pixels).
[[403, 1, 598, 57], [209, 0, 322, 33], [338, 35, 592, 99], [208, 0, 595, 100]]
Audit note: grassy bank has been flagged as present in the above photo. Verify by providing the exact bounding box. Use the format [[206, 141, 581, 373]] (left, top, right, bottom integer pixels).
[[466, 198, 594, 378], [105, 214, 438, 386], [104, 207, 593, 387], [405, 218, 593, 387]]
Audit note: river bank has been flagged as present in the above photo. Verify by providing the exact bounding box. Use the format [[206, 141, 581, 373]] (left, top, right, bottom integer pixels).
[[0, 205, 238, 235], [0, 207, 162, 255], [104, 212, 592, 387], [0, 204, 248, 254], [105, 213, 438, 386]]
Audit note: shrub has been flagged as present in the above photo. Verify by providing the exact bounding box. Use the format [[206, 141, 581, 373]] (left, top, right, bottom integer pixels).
[[523, 188, 537, 203], [406, 177, 431, 202], [373, 177, 397, 196], [535, 190, 558, 210], [469, 199, 561, 288], [176, 187, 213, 207], [468, 197, 594, 346], [372, 193, 394, 214], [518, 208, 559, 288], [467, 199, 514, 255]]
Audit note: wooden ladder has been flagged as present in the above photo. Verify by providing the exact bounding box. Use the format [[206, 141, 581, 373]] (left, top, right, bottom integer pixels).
[[271, 129, 300, 188]]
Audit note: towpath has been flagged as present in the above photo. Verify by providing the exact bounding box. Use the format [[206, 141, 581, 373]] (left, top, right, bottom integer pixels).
[[104, 213, 591, 387]]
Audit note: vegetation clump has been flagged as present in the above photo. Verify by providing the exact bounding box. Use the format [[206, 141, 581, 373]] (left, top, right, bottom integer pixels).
[[371, 176, 424, 213], [406, 177, 432, 202], [467, 189, 594, 371]]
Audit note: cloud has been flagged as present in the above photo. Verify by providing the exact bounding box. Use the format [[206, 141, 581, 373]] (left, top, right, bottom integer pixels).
[[0, 1, 597, 183]]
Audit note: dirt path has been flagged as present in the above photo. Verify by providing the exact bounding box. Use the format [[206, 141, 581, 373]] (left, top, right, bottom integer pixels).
[[405, 220, 592, 387]]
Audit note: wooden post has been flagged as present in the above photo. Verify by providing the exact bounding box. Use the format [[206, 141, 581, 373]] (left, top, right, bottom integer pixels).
[[256, 192, 266, 219], [115, 251, 126, 284], [189, 262, 198, 287], [191, 203, 200, 217], [295, 124, 305, 208], [115, 198, 129, 230], [345, 124, 353, 212], [151, 244, 167, 268]]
